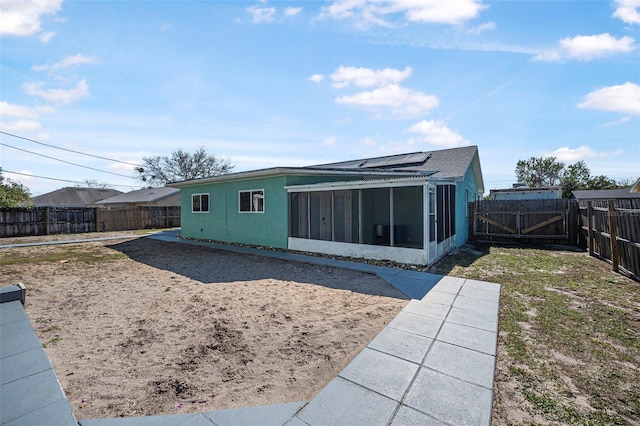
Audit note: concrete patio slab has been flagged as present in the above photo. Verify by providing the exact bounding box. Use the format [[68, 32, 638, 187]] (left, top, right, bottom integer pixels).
[[420, 290, 456, 306], [0, 347, 53, 385], [3, 399, 78, 426], [430, 277, 464, 294], [403, 368, 493, 426], [367, 327, 433, 365], [446, 306, 499, 332], [459, 285, 501, 303], [203, 401, 305, 426], [387, 311, 444, 338], [0, 369, 75, 425], [422, 341, 496, 389], [338, 348, 420, 401], [294, 377, 398, 426], [390, 405, 449, 426], [403, 299, 451, 320], [436, 322, 498, 356], [80, 414, 212, 426], [453, 294, 500, 315]]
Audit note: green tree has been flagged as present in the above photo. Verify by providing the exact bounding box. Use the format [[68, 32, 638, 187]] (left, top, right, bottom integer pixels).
[[515, 156, 565, 187], [586, 175, 622, 190], [136, 147, 234, 187], [514, 157, 628, 197], [0, 168, 32, 208], [560, 161, 591, 198]]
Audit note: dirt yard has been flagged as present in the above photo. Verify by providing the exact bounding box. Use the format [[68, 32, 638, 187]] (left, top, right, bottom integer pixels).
[[1, 235, 408, 419]]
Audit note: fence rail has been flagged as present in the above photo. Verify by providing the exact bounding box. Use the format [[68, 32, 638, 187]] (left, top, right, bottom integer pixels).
[[0, 206, 180, 238], [578, 199, 640, 282]]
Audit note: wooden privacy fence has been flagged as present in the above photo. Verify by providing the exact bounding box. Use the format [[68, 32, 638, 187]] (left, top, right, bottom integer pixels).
[[578, 199, 640, 282], [470, 199, 578, 245], [0, 206, 180, 238]]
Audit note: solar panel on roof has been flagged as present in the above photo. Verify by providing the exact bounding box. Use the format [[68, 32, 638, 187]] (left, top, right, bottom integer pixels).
[[360, 152, 430, 169]]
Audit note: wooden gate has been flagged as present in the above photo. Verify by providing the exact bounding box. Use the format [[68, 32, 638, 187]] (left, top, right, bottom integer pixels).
[[471, 199, 578, 244]]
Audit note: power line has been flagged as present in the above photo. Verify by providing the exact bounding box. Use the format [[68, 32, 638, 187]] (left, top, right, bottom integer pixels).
[[2, 170, 144, 188], [0, 141, 136, 179], [0, 131, 140, 167]]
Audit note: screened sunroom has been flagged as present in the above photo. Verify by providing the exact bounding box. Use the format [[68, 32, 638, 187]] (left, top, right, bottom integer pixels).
[[286, 178, 457, 265]]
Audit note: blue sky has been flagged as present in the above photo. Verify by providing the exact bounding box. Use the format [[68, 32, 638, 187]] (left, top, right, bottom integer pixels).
[[1, 0, 639, 196]]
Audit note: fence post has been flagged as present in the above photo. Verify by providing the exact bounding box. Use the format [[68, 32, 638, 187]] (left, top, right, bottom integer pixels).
[[587, 202, 594, 256], [165, 206, 169, 229], [608, 200, 619, 273], [44, 207, 51, 235], [568, 200, 576, 245], [95, 208, 101, 233], [468, 202, 475, 241]]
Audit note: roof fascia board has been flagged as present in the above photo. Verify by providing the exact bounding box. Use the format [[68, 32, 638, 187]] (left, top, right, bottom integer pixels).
[[169, 168, 427, 188], [286, 177, 454, 192]]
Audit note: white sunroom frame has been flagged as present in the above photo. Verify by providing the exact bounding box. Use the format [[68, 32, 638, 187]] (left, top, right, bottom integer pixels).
[[285, 176, 457, 265]]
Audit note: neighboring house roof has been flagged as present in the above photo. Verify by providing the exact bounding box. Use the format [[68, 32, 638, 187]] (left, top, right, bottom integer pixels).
[[97, 187, 180, 205], [631, 178, 640, 193], [31, 187, 123, 207], [170, 146, 484, 192], [572, 189, 640, 200]]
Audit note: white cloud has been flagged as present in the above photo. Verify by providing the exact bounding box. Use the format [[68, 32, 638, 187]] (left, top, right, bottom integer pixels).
[[407, 120, 469, 147], [601, 116, 632, 127], [246, 5, 276, 23], [322, 136, 337, 146], [23, 79, 90, 105], [284, 7, 302, 17], [336, 84, 439, 118], [0, 0, 62, 36], [613, 0, 640, 25], [466, 21, 495, 35], [32, 54, 99, 72], [330, 66, 412, 88], [1, 119, 42, 132], [547, 146, 623, 162], [0, 101, 38, 118], [320, 0, 486, 27], [39, 31, 55, 43], [577, 82, 640, 115], [308, 74, 325, 83], [534, 34, 635, 62]]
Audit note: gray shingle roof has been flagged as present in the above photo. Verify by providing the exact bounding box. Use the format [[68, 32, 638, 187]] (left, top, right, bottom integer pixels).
[[310, 146, 479, 179], [97, 187, 180, 204], [572, 189, 640, 200], [31, 187, 123, 207]]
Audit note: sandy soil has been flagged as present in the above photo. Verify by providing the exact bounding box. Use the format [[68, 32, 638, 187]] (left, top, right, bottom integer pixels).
[[2, 236, 408, 419]]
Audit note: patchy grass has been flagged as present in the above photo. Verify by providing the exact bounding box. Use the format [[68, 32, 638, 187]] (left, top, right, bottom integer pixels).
[[431, 244, 640, 425], [0, 244, 128, 267]]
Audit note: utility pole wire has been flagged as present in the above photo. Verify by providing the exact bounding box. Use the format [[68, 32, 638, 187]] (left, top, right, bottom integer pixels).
[[2, 170, 145, 188], [0, 141, 137, 179], [0, 131, 140, 167]]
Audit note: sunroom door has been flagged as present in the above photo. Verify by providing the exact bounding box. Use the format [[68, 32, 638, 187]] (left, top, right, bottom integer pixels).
[[310, 192, 332, 241], [428, 184, 437, 263], [333, 191, 352, 243]]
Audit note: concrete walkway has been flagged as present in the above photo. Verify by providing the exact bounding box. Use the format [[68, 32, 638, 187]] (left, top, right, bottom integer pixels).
[[1, 230, 501, 425]]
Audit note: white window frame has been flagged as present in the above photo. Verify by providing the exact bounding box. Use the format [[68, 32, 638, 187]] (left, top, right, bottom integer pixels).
[[239, 189, 264, 213], [192, 193, 210, 213]]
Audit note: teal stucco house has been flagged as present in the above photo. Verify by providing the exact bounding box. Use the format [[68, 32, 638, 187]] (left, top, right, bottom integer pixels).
[[170, 146, 484, 266]]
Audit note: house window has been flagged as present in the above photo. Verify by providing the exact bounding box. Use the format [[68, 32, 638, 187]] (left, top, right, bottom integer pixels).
[[239, 190, 264, 213], [192, 193, 209, 213]]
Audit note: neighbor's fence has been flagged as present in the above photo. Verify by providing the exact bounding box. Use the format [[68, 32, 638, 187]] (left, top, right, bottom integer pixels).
[[578, 199, 640, 282], [0, 206, 181, 238], [469, 199, 579, 245]]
